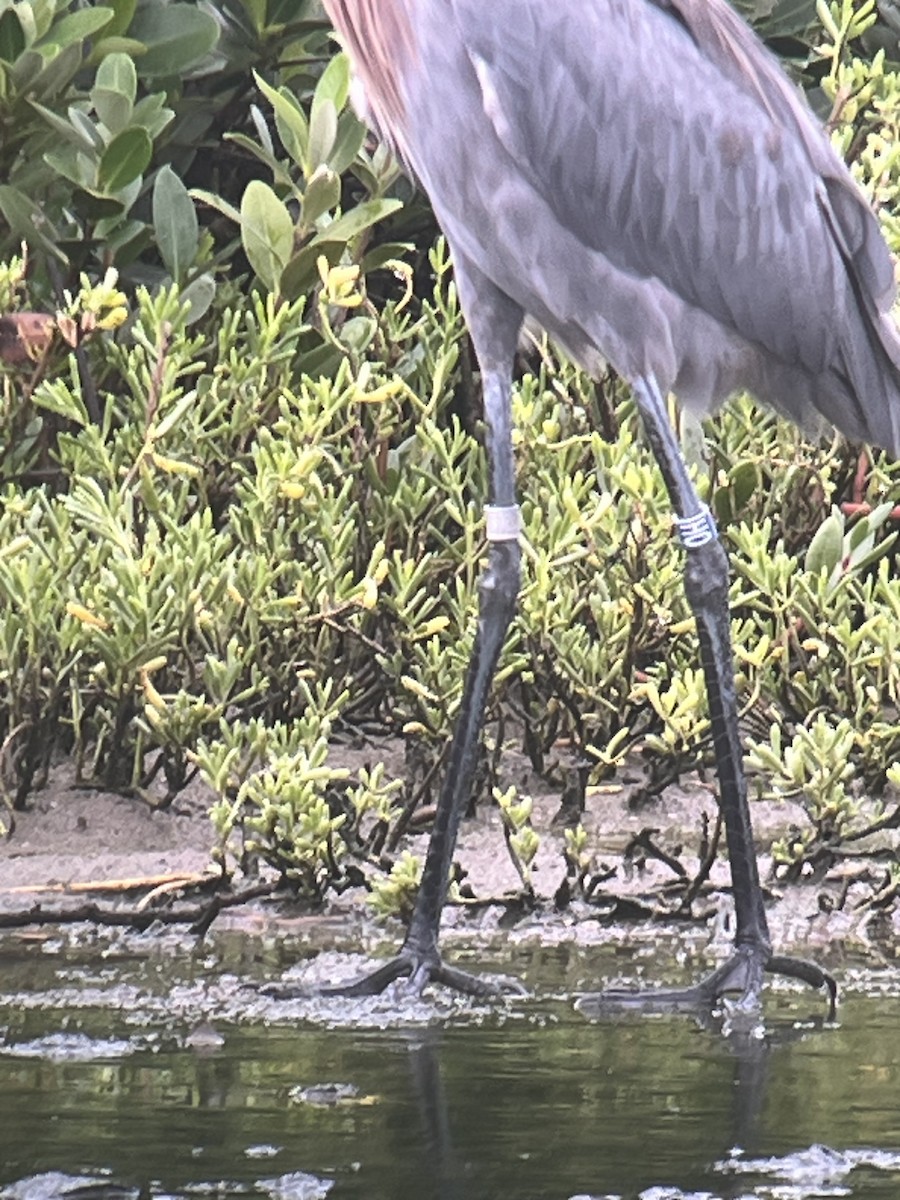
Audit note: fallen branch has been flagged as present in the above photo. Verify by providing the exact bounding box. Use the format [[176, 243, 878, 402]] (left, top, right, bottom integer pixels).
[[0, 881, 277, 934], [0, 869, 220, 897]]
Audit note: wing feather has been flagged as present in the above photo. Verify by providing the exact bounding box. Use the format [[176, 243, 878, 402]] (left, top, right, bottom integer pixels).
[[445, 0, 893, 375]]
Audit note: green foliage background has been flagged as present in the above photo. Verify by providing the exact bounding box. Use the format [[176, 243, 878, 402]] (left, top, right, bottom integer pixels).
[[2, 0, 900, 909]]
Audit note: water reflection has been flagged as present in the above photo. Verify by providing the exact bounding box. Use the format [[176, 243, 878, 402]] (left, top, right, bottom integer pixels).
[[393, 1008, 847, 1200], [1, 938, 900, 1200]]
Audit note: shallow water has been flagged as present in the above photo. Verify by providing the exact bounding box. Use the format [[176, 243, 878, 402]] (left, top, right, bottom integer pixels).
[[1, 929, 900, 1200]]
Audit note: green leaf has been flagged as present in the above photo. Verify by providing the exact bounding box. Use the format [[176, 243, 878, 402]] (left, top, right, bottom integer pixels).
[[753, 0, 818, 37], [73, 188, 128, 221], [307, 97, 337, 173], [191, 187, 242, 226], [28, 39, 82, 100], [12, 2, 38, 45], [155, 390, 198, 440], [312, 53, 351, 122], [128, 4, 219, 77], [43, 147, 93, 190], [89, 35, 145, 63], [295, 338, 342, 381], [224, 131, 289, 181], [97, 125, 152, 192], [340, 315, 377, 356], [249, 103, 274, 157], [39, 8, 114, 49], [92, 87, 131, 135], [240, 0, 267, 34], [302, 167, 340, 226], [153, 165, 199, 283], [0, 185, 66, 260], [104, 0, 138, 39], [130, 93, 175, 140], [68, 106, 105, 152], [849, 533, 897, 576], [848, 501, 893, 551], [241, 180, 294, 293], [253, 71, 309, 169], [97, 215, 150, 260], [29, 99, 98, 152], [730, 460, 761, 514], [9, 50, 39, 92], [92, 52, 137, 133], [180, 272, 216, 324], [0, 9, 27, 62], [361, 241, 413, 273], [329, 112, 366, 176], [33, 380, 91, 426], [280, 239, 343, 300], [804, 509, 843, 577], [323, 198, 402, 243]]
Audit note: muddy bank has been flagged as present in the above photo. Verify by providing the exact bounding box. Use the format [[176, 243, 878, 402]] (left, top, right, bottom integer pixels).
[[2, 752, 898, 992]]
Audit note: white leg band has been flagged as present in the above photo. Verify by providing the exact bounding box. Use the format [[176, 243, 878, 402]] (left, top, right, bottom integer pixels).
[[677, 504, 718, 549], [485, 504, 522, 542]]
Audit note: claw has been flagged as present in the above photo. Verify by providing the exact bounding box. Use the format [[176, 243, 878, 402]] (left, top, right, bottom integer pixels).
[[766, 953, 837, 1020]]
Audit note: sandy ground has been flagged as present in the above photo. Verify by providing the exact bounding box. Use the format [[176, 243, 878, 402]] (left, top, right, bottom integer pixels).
[[1, 763, 216, 893], [2, 744, 897, 980]]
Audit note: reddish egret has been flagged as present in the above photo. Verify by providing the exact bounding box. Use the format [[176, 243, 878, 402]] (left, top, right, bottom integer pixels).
[[318, 0, 900, 1010]]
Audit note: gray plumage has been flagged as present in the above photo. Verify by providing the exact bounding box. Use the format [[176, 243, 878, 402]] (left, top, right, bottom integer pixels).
[[334, 0, 900, 453]]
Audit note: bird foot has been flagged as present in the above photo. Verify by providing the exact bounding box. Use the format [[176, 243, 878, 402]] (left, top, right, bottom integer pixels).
[[577, 945, 837, 1019], [263, 948, 526, 1001]]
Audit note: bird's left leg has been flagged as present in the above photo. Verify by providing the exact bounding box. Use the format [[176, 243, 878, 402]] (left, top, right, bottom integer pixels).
[[588, 375, 835, 1016], [267, 271, 526, 1000]]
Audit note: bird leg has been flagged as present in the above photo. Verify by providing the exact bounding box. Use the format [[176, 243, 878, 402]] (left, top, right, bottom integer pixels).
[[266, 278, 530, 1001], [585, 375, 836, 1016], [267, 511, 523, 1000]]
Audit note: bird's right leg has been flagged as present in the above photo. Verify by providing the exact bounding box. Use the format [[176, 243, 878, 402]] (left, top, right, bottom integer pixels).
[[586, 375, 836, 1017], [266, 268, 526, 1001]]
